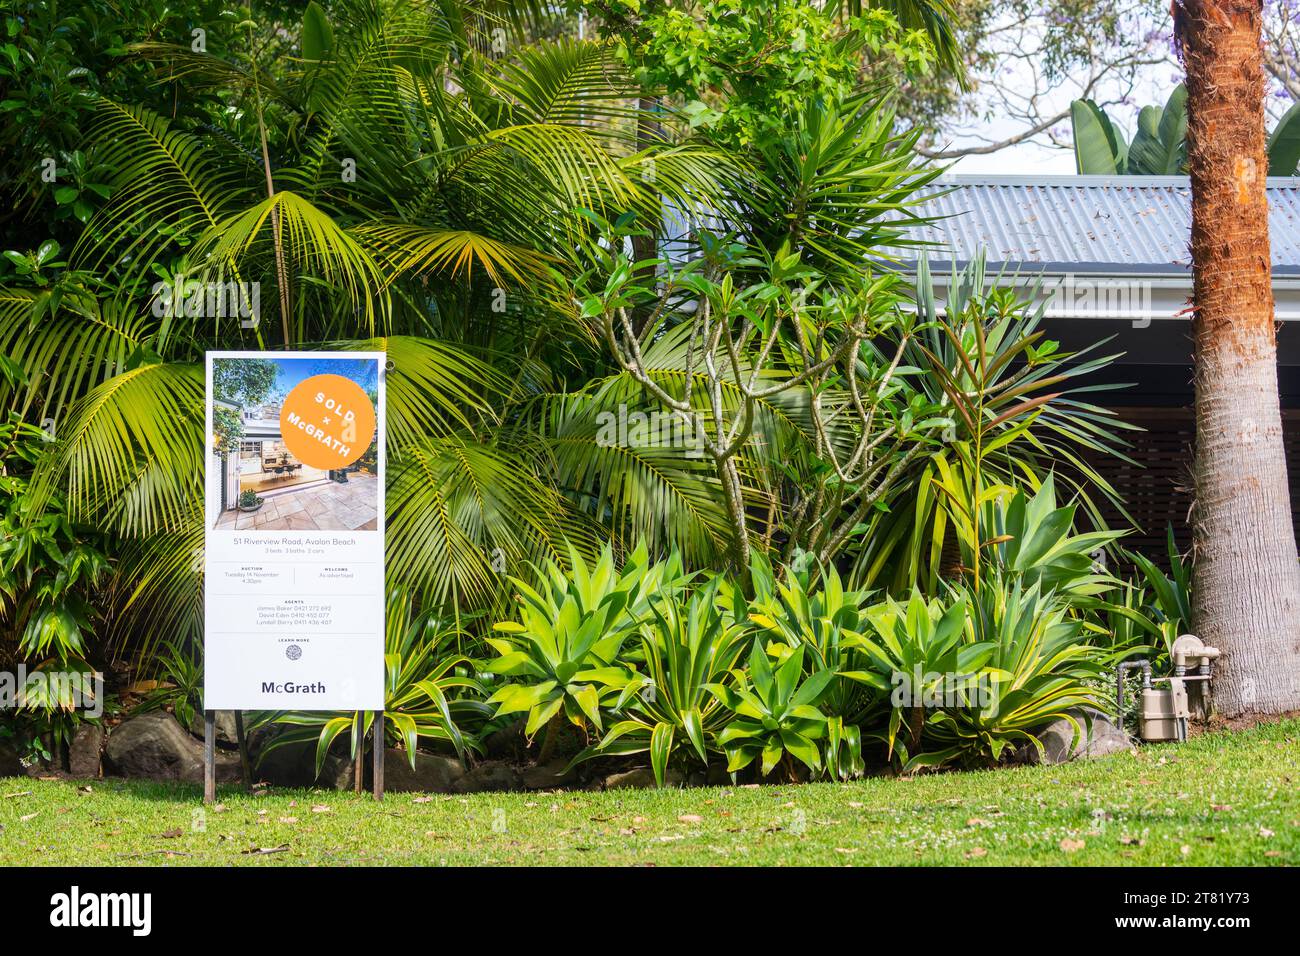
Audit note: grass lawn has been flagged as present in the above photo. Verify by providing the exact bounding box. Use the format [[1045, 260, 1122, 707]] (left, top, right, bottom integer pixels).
[[1, 718, 1296, 866]]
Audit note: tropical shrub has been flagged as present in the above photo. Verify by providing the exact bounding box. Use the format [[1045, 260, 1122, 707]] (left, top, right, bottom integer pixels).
[[485, 545, 685, 761], [848, 255, 1131, 594], [0, 412, 109, 665], [707, 639, 836, 781], [748, 559, 883, 779], [919, 577, 1109, 768], [135, 639, 204, 732], [857, 589, 990, 766], [973, 476, 1122, 596], [572, 577, 750, 786]]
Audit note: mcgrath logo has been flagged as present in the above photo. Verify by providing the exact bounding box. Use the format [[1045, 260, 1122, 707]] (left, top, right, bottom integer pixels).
[[285, 644, 302, 661]]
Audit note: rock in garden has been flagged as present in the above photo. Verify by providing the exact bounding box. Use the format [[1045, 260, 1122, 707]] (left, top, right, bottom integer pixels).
[[254, 738, 355, 790], [0, 738, 21, 777], [451, 761, 523, 793], [105, 711, 241, 783], [603, 767, 684, 790], [384, 750, 464, 793], [1032, 708, 1133, 765], [68, 724, 104, 779], [188, 710, 240, 746], [521, 758, 577, 790]]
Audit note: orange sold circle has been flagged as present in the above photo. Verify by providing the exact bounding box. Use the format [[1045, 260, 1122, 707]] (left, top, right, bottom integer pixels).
[[279, 374, 377, 471]]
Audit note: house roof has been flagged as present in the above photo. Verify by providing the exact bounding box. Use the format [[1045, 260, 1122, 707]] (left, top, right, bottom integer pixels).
[[897, 174, 1300, 277]]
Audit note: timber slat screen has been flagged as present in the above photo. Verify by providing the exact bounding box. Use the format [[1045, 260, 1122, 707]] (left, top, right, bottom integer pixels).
[[1079, 407, 1300, 566]]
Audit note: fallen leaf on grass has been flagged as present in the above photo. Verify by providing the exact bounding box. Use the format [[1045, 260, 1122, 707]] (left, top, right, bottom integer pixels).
[[157, 828, 182, 839], [19, 812, 38, 822], [1260, 827, 1275, 838], [279, 817, 298, 824], [310, 805, 331, 814], [677, 814, 703, 824], [1211, 804, 1232, 812], [965, 847, 988, 859], [1058, 838, 1085, 853], [1119, 835, 1144, 846], [834, 847, 859, 854], [966, 817, 993, 828], [3, 791, 31, 800]]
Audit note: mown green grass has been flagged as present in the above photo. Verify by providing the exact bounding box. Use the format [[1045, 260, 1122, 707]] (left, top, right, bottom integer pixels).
[[1, 719, 1296, 866]]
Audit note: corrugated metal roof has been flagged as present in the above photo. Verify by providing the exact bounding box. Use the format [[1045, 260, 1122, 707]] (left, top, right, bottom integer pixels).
[[896, 174, 1300, 276]]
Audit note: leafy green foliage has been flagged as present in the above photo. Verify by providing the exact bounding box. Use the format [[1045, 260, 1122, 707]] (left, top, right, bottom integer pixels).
[[135, 639, 204, 732], [600, 0, 936, 149], [1073, 83, 1300, 176], [850, 255, 1131, 593], [259, 586, 490, 777], [922, 577, 1108, 767], [573, 578, 749, 786], [748, 559, 882, 778], [486, 545, 682, 743], [858, 588, 988, 764], [707, 639, 835, 779], [0, 414, 108, 663]]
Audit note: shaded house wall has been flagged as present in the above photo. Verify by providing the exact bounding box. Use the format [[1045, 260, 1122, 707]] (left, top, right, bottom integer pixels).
[[1050, 318, 1300, 559], [899, 175, 1300, 562]]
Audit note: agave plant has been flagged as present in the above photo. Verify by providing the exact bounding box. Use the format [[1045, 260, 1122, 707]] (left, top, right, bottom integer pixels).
[[858, 588, 994, 766], [571, 577, 750, 786], [975, 476, 1123, 595], [916, 576, 1109, 769], [706, 639, 835, 780], [485, 545, 685, 760], [747, 557, 883, 779]]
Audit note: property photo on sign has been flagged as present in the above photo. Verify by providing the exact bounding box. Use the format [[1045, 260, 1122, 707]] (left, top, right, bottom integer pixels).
[[209, 355, 379, 532]]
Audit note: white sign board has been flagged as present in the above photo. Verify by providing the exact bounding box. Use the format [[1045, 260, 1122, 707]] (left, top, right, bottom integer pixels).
[[204, 351, 386, 710]]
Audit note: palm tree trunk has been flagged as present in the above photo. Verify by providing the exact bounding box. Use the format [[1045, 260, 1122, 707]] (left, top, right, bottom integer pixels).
[[1182, 0, 1300, 716]]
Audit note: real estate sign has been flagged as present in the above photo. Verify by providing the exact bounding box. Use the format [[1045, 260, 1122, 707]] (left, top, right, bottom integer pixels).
[[204, 351, 386, 710]]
